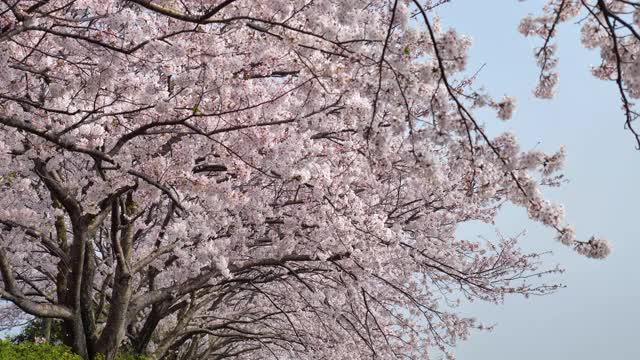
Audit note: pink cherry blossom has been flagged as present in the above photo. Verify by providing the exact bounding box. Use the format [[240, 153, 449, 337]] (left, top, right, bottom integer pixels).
[[0, 1, 623, 359]]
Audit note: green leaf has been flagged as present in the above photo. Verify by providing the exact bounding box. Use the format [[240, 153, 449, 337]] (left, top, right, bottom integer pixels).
[[4, 171, 17, 185], [0, 340, 81, 360]]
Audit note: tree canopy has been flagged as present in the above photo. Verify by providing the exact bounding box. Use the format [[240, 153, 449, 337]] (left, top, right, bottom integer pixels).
[[0, 0, 629, 359]]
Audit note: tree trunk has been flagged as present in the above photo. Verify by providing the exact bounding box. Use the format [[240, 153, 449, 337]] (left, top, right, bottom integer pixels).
[[43, 318, 51, 343]]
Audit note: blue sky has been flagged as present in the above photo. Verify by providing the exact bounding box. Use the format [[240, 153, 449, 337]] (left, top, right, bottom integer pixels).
[[435, 1, 640, 359]]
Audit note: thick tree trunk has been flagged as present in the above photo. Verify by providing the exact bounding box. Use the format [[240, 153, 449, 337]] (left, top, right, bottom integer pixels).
[[94, 199, 135, 360], [94, 267, 132, 360], [62, 215, 107, 359], [64, 223, 90, 359], [81, 240, 98, 358]]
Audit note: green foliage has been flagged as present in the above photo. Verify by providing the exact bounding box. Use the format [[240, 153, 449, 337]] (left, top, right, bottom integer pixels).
[[0, 339, 81, 360], [0, 340, 151, 360], [0, 171, 17, 185], [9, 319, 151, 360], [12, 318, 65, 345]]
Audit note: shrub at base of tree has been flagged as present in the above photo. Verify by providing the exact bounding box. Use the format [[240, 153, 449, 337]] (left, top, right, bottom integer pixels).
[[0, 339, 81, 360], [0, 339, 150, 360]]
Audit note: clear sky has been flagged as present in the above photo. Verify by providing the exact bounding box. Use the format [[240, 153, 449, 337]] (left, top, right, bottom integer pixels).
[[435, 1, 640, 359]]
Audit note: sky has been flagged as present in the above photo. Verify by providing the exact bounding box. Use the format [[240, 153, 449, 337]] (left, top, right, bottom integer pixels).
[[434, 1, 640, 359]]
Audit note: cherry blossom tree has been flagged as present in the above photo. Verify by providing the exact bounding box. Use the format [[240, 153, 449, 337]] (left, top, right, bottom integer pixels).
[[0, 0, 621, 359], [520, 0, 640, 146]]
